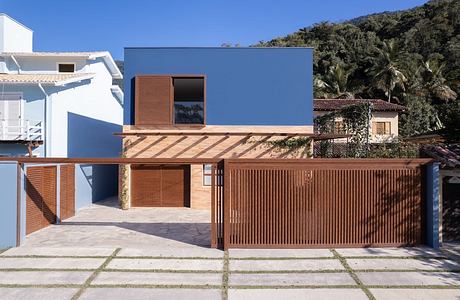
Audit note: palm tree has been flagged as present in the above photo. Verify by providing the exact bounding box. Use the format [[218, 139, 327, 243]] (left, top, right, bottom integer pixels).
[[370, 39, 408, 102], [423, 58, 457, 102], [314, 64, 361, 99]]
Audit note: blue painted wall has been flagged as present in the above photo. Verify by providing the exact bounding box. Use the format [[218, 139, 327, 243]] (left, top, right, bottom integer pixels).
[[0, 162, 18, 248], [124, 47, 313, 125], [67, 112, 122, 158], [68, 113, 120, 207], [75, 164, 118, 210], [426, 162, 440, 248]]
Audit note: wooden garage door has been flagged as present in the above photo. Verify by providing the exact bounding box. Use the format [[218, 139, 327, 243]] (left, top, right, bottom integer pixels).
[[131, 165, 190, 207], [26, 166, 57, 235], [60, 164, 75, 221]]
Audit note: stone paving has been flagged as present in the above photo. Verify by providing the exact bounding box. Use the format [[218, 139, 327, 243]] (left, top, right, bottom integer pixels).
[[23, 197, 211, 249], [1, 200, 458, 299], [0, 246, 459, 300]]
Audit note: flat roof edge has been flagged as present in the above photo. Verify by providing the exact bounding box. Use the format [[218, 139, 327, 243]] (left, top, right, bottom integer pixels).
[[124, 46, 314, 50]]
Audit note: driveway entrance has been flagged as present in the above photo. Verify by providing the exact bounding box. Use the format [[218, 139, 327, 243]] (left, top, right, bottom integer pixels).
[[23, 197, 211, 249]]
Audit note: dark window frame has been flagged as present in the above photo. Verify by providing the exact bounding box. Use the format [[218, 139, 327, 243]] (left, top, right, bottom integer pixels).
[[58, 63, 76, 73], [172, 76, 206, 125]]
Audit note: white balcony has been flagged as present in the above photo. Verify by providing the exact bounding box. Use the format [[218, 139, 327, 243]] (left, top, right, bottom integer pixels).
[[0, 119, 43, 141]]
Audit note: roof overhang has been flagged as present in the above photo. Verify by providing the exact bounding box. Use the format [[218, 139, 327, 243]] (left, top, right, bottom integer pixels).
[[0, 73, 96, 86], [0, 51, 123, 80], [110, 85, 124, 102], [115, 131, 349, 141]]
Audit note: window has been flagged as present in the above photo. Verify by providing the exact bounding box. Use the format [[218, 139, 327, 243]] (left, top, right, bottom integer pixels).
[[203, 164, 212, 186], [58, 63, 75, 73], [173, 77, 204, 124], [334, 121, 345, 134], [372, 122, 391, 135]]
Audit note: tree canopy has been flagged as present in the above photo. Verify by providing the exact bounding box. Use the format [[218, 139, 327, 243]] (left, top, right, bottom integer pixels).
[[255, 0, 459, 138]]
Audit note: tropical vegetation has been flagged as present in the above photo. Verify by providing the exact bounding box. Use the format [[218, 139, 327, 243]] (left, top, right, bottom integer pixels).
[[255, 0, 459, 139]]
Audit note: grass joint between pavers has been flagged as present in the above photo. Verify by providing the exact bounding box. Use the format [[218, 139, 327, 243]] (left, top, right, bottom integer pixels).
[[70, 248, 121, 300], [103, 268, 222, 273], [331, 249, 376, 300], [222, 250, 229, 300]]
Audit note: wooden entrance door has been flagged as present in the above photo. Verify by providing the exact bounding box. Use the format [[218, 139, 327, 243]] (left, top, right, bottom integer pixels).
[[131, 165, 190, 207]]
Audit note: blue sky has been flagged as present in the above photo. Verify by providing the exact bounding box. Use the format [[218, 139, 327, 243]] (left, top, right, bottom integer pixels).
[[1, 0, 428, 60]]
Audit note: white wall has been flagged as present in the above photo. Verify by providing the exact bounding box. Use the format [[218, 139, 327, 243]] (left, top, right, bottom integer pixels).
[[0, 14, 33, 52], [313, 111, 400, 143], [48, 57, 122, 157], [371, 111, 399, 143], [16, 57, 88, 73]]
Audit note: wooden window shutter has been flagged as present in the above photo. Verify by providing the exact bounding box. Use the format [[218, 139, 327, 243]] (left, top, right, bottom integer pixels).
[[385, 122, 391, 134], [135, 76, 172, 125], [371, 122, 377, 134]]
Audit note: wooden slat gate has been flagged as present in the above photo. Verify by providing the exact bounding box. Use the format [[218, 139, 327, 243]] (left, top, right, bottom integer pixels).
[[214, 159, 431, 249], [26, 166, 57, 235], [211, 161, 225, 248], [60, 164, 76, 221]]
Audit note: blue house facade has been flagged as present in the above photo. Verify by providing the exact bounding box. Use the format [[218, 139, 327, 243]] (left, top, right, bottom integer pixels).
[[121, 47, 314, 210], [124, 47, 313, 126]]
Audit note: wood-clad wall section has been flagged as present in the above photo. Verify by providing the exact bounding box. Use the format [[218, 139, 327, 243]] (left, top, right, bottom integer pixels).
[[135, 76, 172, 125]]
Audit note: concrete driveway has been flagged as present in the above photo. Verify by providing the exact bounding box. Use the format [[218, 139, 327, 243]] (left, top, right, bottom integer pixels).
[[0, 245, 459, 300], [3, 199, 459, 299], [24, 197, 211, 249]]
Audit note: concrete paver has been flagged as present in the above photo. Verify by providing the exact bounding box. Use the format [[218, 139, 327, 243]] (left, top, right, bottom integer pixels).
[[0, 257, 105, 270], [229, 272, 356, 286], [79, 288, 221, 300], [347, 258, 460, 271], [357, 271, 460, 286], [23, 198, 212, 249], [92, 271, 222, 286], [4, 198, 459, 299], [370, 288, 460, 300], [117, 247, 223, 258], [0, 288, 78, 300], [0, 271, 92, 285], [229, 258, 344, 271], [0, 247, 115, 257], [336, 247, 446, 258], [107, 258, 223, 271], [228, 288, 368, 300], [229, 249, 333, 258]]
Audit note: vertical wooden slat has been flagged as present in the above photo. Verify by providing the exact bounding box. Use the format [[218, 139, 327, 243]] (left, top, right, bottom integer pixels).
[[223, 160, 425, 249]]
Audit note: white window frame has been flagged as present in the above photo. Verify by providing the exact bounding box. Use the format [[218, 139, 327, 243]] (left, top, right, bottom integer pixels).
[[203, 164, 212, 187], [0, 92, 24, 121], [56, 62, 76, 73]]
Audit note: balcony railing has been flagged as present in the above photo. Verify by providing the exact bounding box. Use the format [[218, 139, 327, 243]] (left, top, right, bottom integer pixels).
[[0, 119, 44, 141]]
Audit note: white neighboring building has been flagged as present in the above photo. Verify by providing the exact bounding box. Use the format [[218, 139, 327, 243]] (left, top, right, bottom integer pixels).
[[0, 13, 32, 53], [0, 13, 123, 158]]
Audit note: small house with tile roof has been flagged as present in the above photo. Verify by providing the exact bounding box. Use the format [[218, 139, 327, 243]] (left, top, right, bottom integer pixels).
[[0, 14, 123, 205], [0, 14, 123, 158], [313, 99, 406, 143]]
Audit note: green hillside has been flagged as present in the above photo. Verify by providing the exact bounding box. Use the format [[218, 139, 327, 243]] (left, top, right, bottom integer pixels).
[[256, 0, 460, 139]]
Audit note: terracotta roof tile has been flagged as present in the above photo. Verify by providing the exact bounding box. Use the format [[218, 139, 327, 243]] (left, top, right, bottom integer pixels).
[[0, 73, 95, 85], [314, 99, 406, 112]]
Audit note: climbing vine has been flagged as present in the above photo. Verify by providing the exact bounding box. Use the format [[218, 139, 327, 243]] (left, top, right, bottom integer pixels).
[[314, 102, 371, 158]]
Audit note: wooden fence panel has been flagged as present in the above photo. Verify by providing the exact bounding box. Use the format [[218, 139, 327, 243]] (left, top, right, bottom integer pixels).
[[223, 159, 429, 249], [211, 161, 225, 248]]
